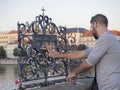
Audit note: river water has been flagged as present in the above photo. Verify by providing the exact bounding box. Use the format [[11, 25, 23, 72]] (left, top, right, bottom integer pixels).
[[0, 64, 94, 90], [0, 64, 18, 90]]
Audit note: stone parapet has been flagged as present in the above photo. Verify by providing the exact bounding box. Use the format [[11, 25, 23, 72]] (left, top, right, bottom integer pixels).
[[31, 78, 93, 90], [0, 59, 17, 64]]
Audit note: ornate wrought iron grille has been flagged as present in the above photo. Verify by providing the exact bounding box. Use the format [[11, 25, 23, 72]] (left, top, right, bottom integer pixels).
[[17, 9, 84, 89]]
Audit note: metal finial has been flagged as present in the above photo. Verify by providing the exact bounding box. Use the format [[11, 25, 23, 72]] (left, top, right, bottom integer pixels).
[[41, 7, 45, 16]]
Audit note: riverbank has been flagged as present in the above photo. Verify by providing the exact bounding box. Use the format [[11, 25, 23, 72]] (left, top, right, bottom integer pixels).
[[0, 59, 17, 64]]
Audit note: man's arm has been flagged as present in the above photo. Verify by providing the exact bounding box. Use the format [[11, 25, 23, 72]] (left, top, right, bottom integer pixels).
[[67, 60, 92, 83], [74, 60, 92, 75], [45, 43, 86, 60]]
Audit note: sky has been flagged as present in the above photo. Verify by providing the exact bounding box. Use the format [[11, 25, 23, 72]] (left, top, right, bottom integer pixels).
[[0, 0, 120, 32]]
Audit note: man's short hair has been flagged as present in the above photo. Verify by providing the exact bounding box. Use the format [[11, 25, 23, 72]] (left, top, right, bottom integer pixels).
[[90, 14, 108, 27]]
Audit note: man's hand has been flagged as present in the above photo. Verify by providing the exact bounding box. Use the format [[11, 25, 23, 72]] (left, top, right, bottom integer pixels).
[[66, 72, 77, 84], [45, 43, 58, 58]]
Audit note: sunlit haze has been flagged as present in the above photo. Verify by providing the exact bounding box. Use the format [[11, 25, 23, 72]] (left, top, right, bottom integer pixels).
[[0, 0, 120, 32]]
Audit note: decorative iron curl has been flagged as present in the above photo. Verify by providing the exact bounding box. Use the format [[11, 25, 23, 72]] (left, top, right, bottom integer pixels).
[[17, 10, 89, 90], [17, 12, 69, 89]]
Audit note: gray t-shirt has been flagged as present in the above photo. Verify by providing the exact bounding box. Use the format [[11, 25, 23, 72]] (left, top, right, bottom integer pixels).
[[85, 31, 120, 90]]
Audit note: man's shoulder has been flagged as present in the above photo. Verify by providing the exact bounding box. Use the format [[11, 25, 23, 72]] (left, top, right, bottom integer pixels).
[[99, 31, 116, 42]]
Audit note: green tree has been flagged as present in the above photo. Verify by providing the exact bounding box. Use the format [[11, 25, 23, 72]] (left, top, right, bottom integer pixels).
[[0, 46, 7, 59], [13, 47, 18, 57], [13, 47, 26, 57], [77, 44, 88, 51]]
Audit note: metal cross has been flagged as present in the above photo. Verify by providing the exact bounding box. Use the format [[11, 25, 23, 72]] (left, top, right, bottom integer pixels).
[[41, 7, 45, 16]]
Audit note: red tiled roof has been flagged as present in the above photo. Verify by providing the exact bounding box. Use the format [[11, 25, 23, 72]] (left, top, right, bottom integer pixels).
[[82, 30, 120, 37], [8, 30, 18, 34], [82, 30, 92, 37], [110, 30, 120, 36]]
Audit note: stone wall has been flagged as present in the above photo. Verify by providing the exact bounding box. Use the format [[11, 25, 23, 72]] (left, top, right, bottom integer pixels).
[[32, 78, 93, 90], [0, 59, 17, 64]]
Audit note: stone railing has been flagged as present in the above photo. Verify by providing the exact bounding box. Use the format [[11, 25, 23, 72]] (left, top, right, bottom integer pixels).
[[31, 78, 93, 90], [0, 59, 17, 64]]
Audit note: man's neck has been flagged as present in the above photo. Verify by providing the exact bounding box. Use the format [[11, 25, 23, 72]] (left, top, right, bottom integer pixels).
[[98, 28, 108, 37]]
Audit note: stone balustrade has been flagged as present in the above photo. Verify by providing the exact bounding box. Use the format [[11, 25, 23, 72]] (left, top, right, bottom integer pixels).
[[0, 59, 17, 64], [31, 78, 93, 90]]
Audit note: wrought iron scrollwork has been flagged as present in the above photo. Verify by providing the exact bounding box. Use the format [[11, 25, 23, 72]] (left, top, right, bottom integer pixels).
[[17, 11, 70, 89], [17, 9, 89, 89]]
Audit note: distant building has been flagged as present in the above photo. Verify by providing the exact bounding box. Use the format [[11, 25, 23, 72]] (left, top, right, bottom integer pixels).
[[110, 30, 120, 40], [0, 30, 18, 46], [5, 43, 17, 59], [80, 30, 120, 48], [0, 30, 18, 58], [66, 27, 87, 45], [1, 29, 120, 58]]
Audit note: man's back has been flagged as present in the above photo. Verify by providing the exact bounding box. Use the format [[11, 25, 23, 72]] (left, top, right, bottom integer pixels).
[[96, 31, 120, 90], [86, 31, 120, 90]]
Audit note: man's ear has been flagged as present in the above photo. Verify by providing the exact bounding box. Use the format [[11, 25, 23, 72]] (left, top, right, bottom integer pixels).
[[93, 22, 97, 28]]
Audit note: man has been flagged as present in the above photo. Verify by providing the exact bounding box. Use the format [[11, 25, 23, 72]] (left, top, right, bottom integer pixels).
[[45, 14, 120, 90]]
